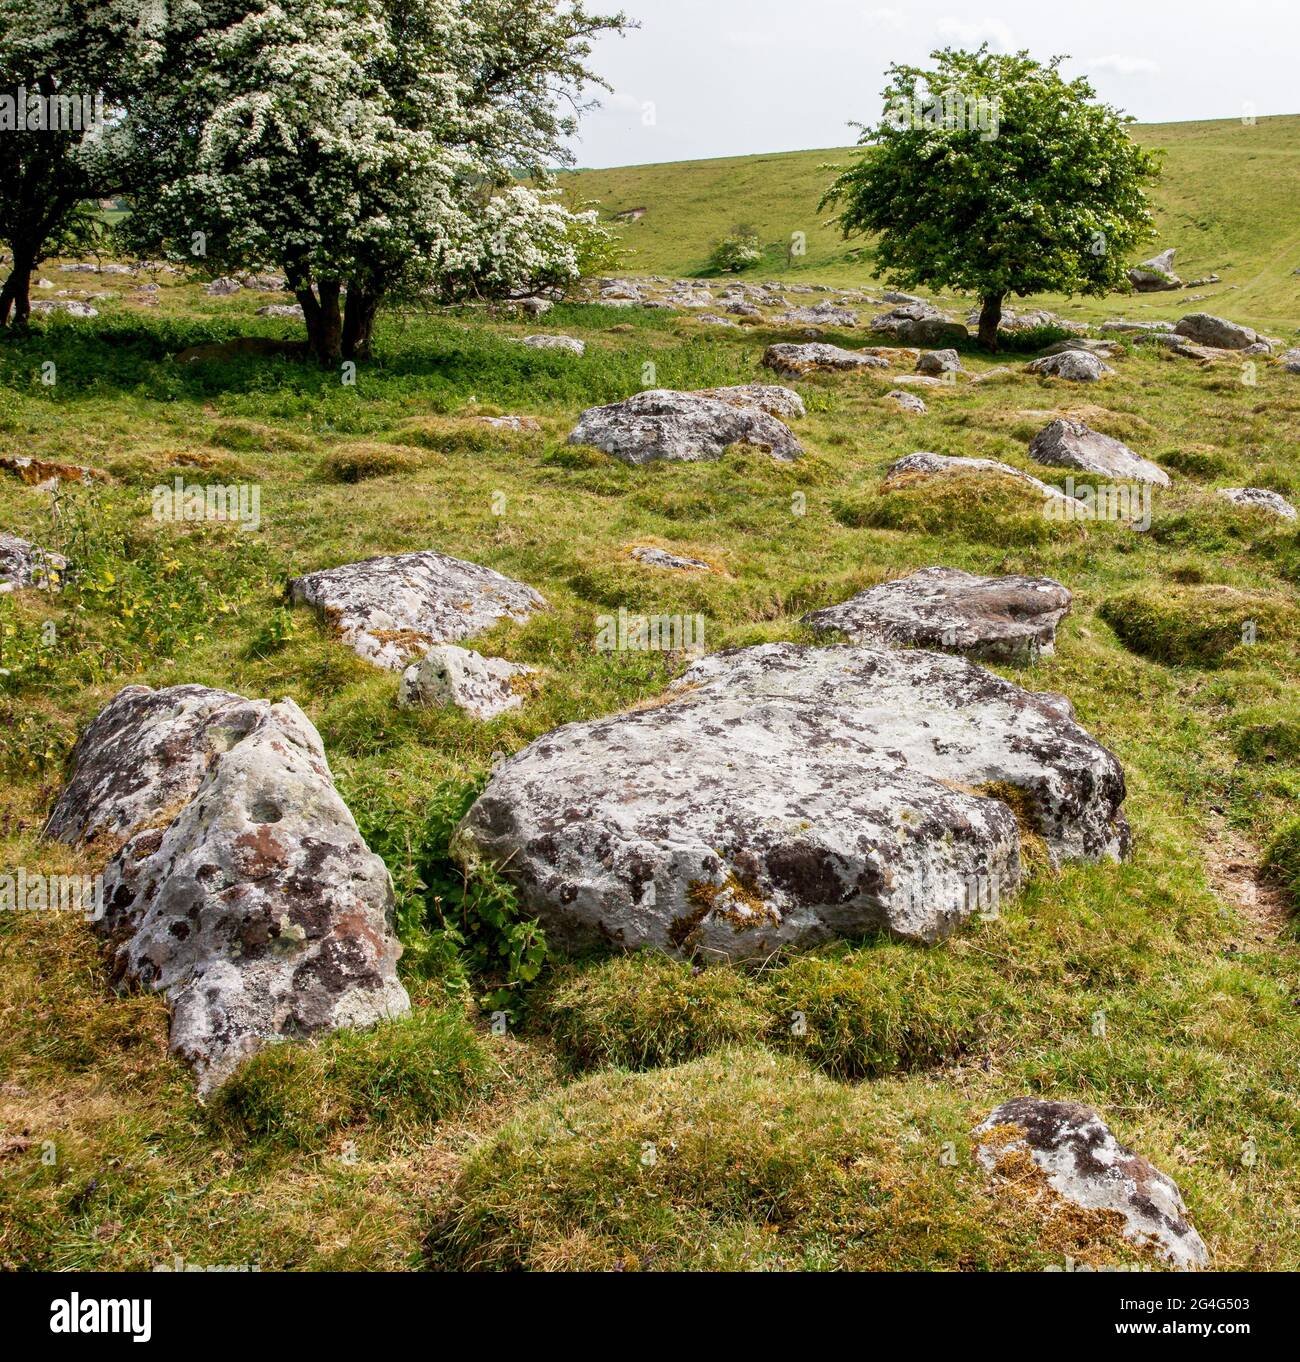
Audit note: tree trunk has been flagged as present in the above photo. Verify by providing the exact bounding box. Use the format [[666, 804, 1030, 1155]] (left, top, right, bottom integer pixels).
[[342, 286, 379, 361], [0, 251, 35, 328], [977, 293, 1004, 352], [297, 281, 343, 367]]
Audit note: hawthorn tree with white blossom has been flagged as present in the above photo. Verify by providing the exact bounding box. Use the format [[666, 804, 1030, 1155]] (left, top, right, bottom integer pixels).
[[117, 0, 627, 365]]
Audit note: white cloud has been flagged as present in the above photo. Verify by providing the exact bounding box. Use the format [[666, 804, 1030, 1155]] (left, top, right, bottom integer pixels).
[[934, 17, 1016, 50], [863, 7, 906, 29], [1084, 54, 1161, 76]]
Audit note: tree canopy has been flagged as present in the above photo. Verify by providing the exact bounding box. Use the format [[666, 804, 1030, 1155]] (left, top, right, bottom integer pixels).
[[112, 0, 627, 363], [822, 46, 1161, 348]]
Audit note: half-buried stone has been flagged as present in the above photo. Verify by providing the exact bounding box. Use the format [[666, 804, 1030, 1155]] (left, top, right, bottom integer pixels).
[[1217, 487, 1297, 521], [803, 567, 1071, 665], [885, 451, 1072, 504], [1029, 418, 1171, 487], [974, 1099, 1210, 1270], [453, 643, 1130, 959], [289, 550, 546, 672], [398, 644, 535, 721], [46, 685, 410, 1093], [631, 546, 711, 571], [0, 532, 65, 592], [763, 343, 890, 377], [567, 389, 803, 465]]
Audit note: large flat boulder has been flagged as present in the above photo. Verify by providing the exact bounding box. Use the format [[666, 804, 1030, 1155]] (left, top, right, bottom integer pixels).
[[763, 343, 889, 376], [289, 550, 546, 672], [803, 567, 1072, 665], [1174, 313, 1258, 350], [1029, 418, 1171, 487], [974, 1099, 1210, 1270], [567, 389, 803, 465], [0, 533, 65, 593], [454, 643, 1130, 959], [48, 685, 410, 1093]]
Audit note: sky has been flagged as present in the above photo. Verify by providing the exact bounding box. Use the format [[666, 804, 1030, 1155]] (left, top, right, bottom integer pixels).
[[564, 0, 1300, 168]]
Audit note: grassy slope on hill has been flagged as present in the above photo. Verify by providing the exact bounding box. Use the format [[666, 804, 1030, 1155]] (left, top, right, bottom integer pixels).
[[560, 114, 1300, 333], [0, 278, 1299, 1270]]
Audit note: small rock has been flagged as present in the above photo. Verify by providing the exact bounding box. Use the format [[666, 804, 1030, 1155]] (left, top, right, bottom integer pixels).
[[399, 645, 535, 720], [630, 546, 711, 572], [0, 533, 65, 593], [1217, 488, 1297, 520], [884, 390, 927, 414], [974, 1098, 1210, 1270], [256, 303, 305, 319], [205, 277, 243, 296], [916, 348, 962, 376], [518, 335, 585, 356]]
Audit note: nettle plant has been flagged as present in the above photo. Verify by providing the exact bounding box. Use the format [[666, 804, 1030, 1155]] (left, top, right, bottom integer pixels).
[[822, 46, 1161, 349], [115, 0, 627, 365]]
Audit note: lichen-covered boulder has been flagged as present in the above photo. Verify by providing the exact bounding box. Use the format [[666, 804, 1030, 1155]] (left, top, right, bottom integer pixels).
[[398, 645, 535, 720], [974, 1098, 1210, 1270], [1174, 313, 1258, 350], [49, 685, 410, 1093], [567, 390, 803, 465], [1025, 351, 1114, 382], [803, 567, 1072, 665], [1029, 418, 1171, 487], [289, 550, 546, 673], [884, 390, 928, 414], [1216, 487, 1297, 520], [763, 343, 890, 376], [454, 643, 1130, 959], [0, 533, 65, 593], [690, 385, 806, 421]]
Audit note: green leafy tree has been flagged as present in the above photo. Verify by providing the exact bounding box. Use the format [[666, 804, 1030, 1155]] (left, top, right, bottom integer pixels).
[[0, 0, 152, 326], [822, 47, 1161, 350]]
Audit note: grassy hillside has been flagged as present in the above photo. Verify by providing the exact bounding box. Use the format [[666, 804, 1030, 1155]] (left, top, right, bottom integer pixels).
[[2, 275, 1299, 1270], [561, 114, 1300, 333]]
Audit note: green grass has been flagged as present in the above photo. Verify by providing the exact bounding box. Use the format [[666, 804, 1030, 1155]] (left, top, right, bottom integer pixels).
[[2, 247, 1300, 1271], [562, 114, 1300, 334]]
